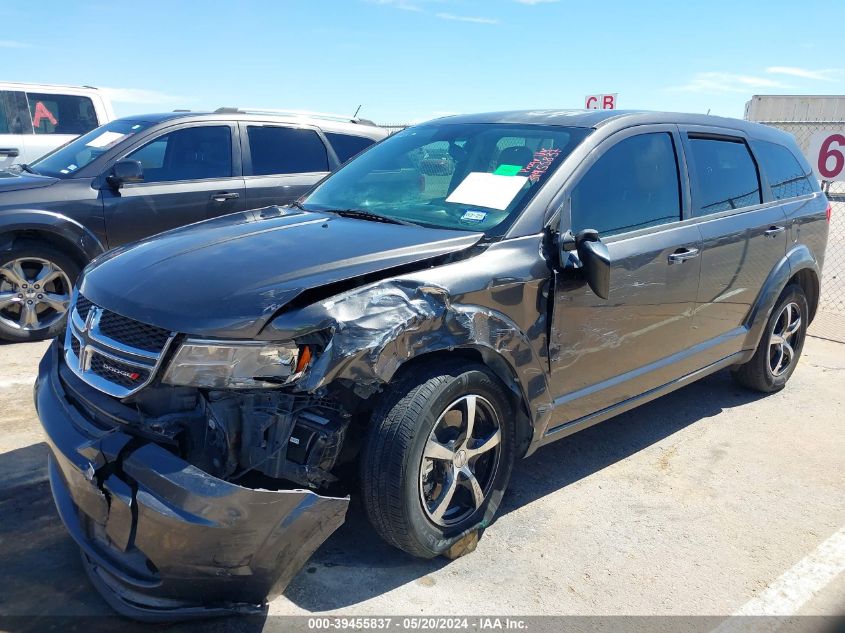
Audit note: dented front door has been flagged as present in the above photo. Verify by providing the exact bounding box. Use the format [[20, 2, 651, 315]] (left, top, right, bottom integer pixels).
[[549, 226, 702, 424]]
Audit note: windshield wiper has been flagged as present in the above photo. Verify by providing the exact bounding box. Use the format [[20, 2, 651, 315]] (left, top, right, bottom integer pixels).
[[329, 208, 416, 226], [288, 200, 308, 211], [11, 163, 38, 175]]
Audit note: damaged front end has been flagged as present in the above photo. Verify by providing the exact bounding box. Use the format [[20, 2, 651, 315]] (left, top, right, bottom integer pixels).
[[35, 341, 349, 620], [34, 207, 552, 619]]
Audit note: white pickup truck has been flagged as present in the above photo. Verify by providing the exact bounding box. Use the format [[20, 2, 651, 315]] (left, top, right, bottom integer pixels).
[[0, 82, 115, 169]]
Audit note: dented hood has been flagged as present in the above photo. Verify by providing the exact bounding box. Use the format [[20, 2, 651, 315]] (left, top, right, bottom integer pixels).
[[79, 207, 482, 338]]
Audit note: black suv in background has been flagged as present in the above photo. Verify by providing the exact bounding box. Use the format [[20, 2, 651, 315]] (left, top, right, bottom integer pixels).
[[0, 109, 386, 341], [36, 110, 829, 619]]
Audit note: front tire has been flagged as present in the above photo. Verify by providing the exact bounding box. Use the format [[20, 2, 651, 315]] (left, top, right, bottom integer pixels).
[[0, 243, 80, 343], [731, 283, 809, 392], [360, 360, 516, 558]]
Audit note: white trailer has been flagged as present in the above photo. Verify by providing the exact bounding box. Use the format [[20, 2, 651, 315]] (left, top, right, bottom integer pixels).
[[745, 94, 845, 123]]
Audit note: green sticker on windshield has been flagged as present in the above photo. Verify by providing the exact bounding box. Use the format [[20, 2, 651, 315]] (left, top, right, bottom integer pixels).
[[493, 164, 522, 176]]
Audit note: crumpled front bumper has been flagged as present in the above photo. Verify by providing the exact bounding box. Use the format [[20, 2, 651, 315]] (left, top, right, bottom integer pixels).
[[35, 341, 349, 621]]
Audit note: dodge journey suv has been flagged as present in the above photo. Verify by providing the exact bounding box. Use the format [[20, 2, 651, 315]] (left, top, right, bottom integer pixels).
[[0, 108, 386, 342], [35, 110, 829, 619]]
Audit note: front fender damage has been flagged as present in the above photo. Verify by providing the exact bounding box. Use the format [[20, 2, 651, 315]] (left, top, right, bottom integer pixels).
[[267, 278, 552, 430]]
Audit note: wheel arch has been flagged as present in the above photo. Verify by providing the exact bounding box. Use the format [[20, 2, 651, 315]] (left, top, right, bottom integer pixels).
[[387, 346, 535, 458], [743, 243, 820, 350], [280, 282, 554, 459], [791, 266, 820, 324], [0, 210, 106, 269]]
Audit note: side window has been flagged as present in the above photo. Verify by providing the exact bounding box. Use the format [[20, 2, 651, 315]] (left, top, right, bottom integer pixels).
[[246, 126, 329, 175], [687, 137, 761, 215], [0, 91, 33, 134], [125, 126, 232, 183], [26, 93, 98, 135], [751, 140, 815, 200], [128, 137, 168, 170], [571, 132, 682, 236], [325, 132, 375, 163], [0, 92, 9, 134]]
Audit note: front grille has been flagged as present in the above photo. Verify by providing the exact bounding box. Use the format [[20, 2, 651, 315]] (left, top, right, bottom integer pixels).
[[75, 295, 93, 321], [98, 311, 171, 353], [64, 294, 175, 398], [90, 355, 151, 389]]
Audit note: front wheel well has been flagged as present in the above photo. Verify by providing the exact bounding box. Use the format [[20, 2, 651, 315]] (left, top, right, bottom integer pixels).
[[790, 268, 820, 323], [383, 348, 534, 458], [0, 229, 89, 270]]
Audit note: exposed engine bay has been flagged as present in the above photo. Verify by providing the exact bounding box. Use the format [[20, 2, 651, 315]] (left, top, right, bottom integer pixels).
[[71, 376, 354, 491]]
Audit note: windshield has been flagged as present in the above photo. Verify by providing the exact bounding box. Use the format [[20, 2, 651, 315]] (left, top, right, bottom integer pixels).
[[302, 123, 591, 234], [30, 119, 155, 178]]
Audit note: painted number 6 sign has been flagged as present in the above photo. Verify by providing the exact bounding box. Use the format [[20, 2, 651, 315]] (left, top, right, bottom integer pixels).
[[809, 131, 845, 182]]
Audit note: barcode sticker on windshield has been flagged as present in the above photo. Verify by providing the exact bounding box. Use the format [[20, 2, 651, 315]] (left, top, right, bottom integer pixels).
[[445, 172, 528, 210], [86, 131, 126, 148], [461, 210, 487, 223]]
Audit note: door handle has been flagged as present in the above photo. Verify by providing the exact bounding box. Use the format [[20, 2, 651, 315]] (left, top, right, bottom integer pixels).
[[0, 147, 20, 157], [764, 225, 786, 237], [668, 247, 700, 264], [211, 192, 240, 202]]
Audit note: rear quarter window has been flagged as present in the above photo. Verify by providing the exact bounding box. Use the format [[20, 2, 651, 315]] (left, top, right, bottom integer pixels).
[[751, 139, 815, 200], [687, 136, 761, 215], [325, 132, 376, 163]]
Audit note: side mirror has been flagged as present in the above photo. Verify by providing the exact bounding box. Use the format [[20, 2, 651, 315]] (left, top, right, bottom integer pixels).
[[575, 229, 611, 300], [107, 159, 144, 189]]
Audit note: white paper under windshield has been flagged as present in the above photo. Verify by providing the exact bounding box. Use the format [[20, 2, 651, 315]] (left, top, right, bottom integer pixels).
[[445, 172, 529, 211], [85, 131, 127, 148]]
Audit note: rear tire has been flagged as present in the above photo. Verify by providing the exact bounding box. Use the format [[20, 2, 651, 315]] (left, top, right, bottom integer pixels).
[[360, 360, 516, 558], [0, 243, 80, 343], [731, 284, 808, 393]]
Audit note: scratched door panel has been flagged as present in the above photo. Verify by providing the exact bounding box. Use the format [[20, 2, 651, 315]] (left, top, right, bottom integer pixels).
[[550, 223, 702, 423], [693, 205, 788, 348]]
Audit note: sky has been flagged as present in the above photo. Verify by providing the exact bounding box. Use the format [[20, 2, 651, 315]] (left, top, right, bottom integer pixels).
[[2, 0, 844, 124]]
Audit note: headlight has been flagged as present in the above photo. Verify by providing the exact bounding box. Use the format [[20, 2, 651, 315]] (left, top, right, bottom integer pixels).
[[162, 339, 304, 389]]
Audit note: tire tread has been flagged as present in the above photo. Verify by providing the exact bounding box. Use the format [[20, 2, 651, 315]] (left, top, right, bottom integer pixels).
[[361, 360, 496, 558], [731, 283, 808, 393]]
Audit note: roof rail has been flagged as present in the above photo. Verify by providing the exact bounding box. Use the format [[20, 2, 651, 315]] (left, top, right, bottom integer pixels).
[[213, 107, 374, 125]]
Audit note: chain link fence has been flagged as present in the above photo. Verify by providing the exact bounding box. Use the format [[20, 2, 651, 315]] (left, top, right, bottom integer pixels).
[[753, 120, 845, 340]]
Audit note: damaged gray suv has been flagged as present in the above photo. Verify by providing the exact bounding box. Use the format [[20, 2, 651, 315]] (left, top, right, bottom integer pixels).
[[35, 110, 830, 619]]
